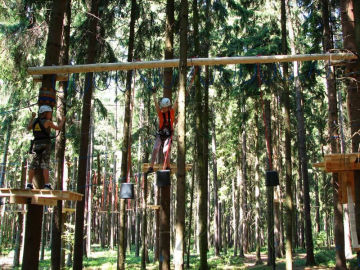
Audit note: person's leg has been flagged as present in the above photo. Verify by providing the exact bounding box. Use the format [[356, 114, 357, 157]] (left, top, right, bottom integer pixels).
[[163, 137, 171, 168], [41, 146, 52, 189], [28, 169, 35, 184], [43, 169, 49, 184], [26, 154, 38, 188], [150, 136, 162, 167]]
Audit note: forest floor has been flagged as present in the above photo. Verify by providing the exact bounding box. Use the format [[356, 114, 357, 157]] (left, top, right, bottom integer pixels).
[[0, 246, 359, 269]]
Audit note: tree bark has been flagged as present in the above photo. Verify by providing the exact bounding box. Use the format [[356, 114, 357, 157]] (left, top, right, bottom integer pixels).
[[264, 100, 275, 267], [73, 0, 99, 268], [174, 0, 188, 268], [280, 0, 294, 265], [22, 1, 67, 269], [158, 1, 174, 268], [141, 92, 151, 269], [254, 115, 263, 265], [51, 1, 70, 267], [321, 0, 348, 268], [286, 0, 315, 264], [13, 159, 27, 267], [118, 0, 137, 268], [186, 162, 195, 268], [241, 127, 248, 254], [211, 113, 220, 256], [340, 0, 360, 263]]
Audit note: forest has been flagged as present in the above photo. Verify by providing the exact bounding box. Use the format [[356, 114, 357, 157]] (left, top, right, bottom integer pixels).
[[0, 0, 359, 269]]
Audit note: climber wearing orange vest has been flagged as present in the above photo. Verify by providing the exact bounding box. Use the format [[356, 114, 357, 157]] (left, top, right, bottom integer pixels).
[[147, 90, 178, 174]]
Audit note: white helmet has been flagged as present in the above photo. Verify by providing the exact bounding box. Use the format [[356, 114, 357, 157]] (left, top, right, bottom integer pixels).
[[160, 98, 171, 109], [39, 105, 52, 114]]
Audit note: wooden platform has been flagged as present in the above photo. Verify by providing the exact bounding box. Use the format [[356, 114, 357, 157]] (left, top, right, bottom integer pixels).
[[141, 163, 192, 174], [313, 154, 360, 203], [0, 189, 83, 206], [313, 153, 360, 172]]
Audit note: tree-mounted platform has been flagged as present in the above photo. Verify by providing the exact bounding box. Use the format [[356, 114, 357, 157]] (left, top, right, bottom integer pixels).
[[0, 188, 83, 206], [141, 163, 193, 174], [314, 153, 360, 251], [313, 153, 360, 204]]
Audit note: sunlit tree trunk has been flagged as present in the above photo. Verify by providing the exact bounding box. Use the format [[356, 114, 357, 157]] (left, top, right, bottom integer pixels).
[[340, 0, 360, 263], [118, 1, 137, 269], [174, 0, 188, 268], [23, 1, 67, 269], [73, 0, 99, 268]]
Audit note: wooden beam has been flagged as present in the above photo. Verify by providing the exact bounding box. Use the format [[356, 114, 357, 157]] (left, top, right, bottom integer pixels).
[[28, 53, 357, 75]]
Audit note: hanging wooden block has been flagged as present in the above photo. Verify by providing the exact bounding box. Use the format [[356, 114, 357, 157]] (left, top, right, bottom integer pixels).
[[38, 87, 56, 108]]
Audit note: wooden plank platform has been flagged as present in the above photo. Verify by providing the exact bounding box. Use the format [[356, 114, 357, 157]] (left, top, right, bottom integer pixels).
[[141, 163, 192, 174], [0, 189, 83, 206], [313, 153, 360, 172]]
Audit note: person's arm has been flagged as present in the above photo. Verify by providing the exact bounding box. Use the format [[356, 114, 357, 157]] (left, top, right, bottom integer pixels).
[[27, 112, 36, 131], [152, 92, 161, 114], [44, 117, 66, 131]]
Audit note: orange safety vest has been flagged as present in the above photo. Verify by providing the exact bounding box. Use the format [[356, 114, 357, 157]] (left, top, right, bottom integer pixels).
[[158, 108, 175, 131]]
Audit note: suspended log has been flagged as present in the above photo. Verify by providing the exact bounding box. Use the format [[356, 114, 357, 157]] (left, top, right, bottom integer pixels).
[[28, 53, 357, 75]]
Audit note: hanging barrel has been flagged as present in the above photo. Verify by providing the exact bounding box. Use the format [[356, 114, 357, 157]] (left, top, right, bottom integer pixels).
[[265, 170, 279, 186], [38, 87, 56, 108], [120, 183, 134, 199], [156, 170, 171, 187]]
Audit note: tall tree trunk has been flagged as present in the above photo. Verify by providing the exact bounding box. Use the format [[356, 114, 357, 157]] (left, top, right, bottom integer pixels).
[[118, 0, 136, 268], [0, 117, 12, 255], [51, 1, 70, 267], [0, 118, 11, 188], [22, 1, 67, 269], [264, 100, 275, 267], [254, 115, 262, 265], [141, 92, 151, 269], [192, 1, 207, 268], [186, 161, 196, 268], [287, 0, 315, 264], [73, 0, 99, 268], [241, 127, 248, 254], [211, 113, 220, 256], [340, 1, 360, 263], [159, 1, 174, 268], [13, 159, 27, 267], [86, 122, 94, 256], [233, 172, 239, 256], [281, 0, 293, 268], [174, 0, 188, 267], [321, 0, 348, 267]]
